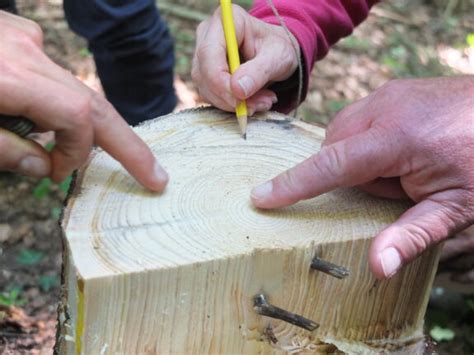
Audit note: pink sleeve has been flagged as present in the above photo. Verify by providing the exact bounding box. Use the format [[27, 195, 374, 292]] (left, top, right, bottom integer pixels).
[[249, 0, 378, 113]]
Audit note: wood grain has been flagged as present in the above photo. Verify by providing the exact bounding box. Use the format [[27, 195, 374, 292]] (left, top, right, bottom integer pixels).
[[58, 108, 440, 354]]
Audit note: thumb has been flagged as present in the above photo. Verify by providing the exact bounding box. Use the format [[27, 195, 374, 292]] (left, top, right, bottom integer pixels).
[[369, 191, 472, 279], [0, 129, 51, 178]]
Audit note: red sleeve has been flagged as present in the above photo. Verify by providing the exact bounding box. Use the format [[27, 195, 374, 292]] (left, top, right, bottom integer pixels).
[[249, 0, 379, 113]]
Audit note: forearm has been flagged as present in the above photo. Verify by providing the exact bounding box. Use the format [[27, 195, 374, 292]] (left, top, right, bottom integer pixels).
[[250, 0, 378, 112]]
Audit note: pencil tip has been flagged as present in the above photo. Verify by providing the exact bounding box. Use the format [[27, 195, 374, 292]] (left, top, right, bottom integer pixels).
[[237, 114, 248, 140]]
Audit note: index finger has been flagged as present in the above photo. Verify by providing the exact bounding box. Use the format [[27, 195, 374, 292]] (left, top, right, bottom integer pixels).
[[89, 94, 168, 192], [251, 128, 404, 209]]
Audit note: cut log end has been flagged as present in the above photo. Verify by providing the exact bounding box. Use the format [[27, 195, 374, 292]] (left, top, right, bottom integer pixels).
[[57, 108, 440, 354]]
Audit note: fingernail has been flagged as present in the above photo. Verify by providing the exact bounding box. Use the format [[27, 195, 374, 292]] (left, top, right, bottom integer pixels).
[[18, 156, 49, 178], [379, 247, 402, 278], [251, 181, 273, 201], [238, 76, 255, 97], [256, 100, 272, 112], [271, 96, 278, 104], [154, 161, 169, 185]]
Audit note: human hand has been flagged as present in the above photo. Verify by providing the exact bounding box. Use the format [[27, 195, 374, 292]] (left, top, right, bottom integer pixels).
[[250, 77, 474, 279], [439, 225, 474, 283], [192, 5, 298, 115], [0, 11, 168, 191]]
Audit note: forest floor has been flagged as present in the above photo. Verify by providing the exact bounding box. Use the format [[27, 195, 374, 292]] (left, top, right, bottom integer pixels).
[[0, 0, 473, 353]]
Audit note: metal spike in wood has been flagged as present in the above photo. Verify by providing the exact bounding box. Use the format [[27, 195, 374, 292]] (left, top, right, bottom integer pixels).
[[311, 256, 350, 279], [253, 294, 319, 331]]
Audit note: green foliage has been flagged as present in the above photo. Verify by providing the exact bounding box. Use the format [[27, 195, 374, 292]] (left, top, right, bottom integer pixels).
[[51, 207, 62, 220], [381, 32, 449, 78], [33, 175, 71, 200], [17, 249, 44, 266], [233, 0, 253, 9], [438, 16, 459, 32], [467, 297, 474, 311], [33, 178, 52, 199], [467, 33, 474, 48], [38, 275, 60, 292], [44, 142, 55, 152], [175, 31, 195, 43], [327, 100, 350, 114], [430, 325, 455, 342], [0, 286, 26, 307], [176, 55, 191, 76], [339, 37, 372, 51], [79, 47, 92, 57], [426, 293, 474, 351], [59, 175, 73, 195]]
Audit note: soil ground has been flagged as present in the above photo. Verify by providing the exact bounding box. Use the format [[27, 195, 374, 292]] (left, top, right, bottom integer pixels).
[[0, 0, 473, 353]]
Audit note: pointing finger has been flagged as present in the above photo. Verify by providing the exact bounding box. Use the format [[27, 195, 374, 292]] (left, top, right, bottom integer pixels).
[[251, 128, 404, 209]]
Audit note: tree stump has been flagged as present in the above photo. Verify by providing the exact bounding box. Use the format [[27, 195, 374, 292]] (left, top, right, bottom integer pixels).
[[57, 108, 440, 354]]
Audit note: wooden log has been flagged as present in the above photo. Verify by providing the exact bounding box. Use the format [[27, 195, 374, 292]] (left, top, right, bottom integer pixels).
[[56, 107, 440, 354]]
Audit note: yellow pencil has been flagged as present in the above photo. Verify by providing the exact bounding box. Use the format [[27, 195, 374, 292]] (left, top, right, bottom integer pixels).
[[220, 0, 247, 139]]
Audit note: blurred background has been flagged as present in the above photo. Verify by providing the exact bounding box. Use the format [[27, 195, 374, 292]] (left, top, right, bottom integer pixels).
[[0, 0, 473, 353]]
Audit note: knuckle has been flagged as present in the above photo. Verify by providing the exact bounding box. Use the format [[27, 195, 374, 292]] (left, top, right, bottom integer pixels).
[[14, 31, 40, 55], [70, 95, 92, 128], [196, 20, 209, 38], [3, 15, 44, 46], [89, 92, 117, 125], [373, 79, 406, 103], [403, 224, 431, 254], [381, 79, 404, 92], [28, 21, 44, 46], [278, 44, 297, 73], [437, 195, 473, 228], [231, 4, 246, 18], [212, 7, 221, 18], [313, 145, 345, 183], [279, 169, 299, 194]]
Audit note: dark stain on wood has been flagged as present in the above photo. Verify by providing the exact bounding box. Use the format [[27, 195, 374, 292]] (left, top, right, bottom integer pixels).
[[265, 118, 293, 130]]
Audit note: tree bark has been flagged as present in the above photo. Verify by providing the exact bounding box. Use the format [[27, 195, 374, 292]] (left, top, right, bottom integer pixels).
[[56, 108, 440, 354]]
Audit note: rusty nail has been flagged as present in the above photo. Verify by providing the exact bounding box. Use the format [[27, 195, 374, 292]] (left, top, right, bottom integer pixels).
[[310, 256, 349, 279], [253, 294, 319, 331]]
